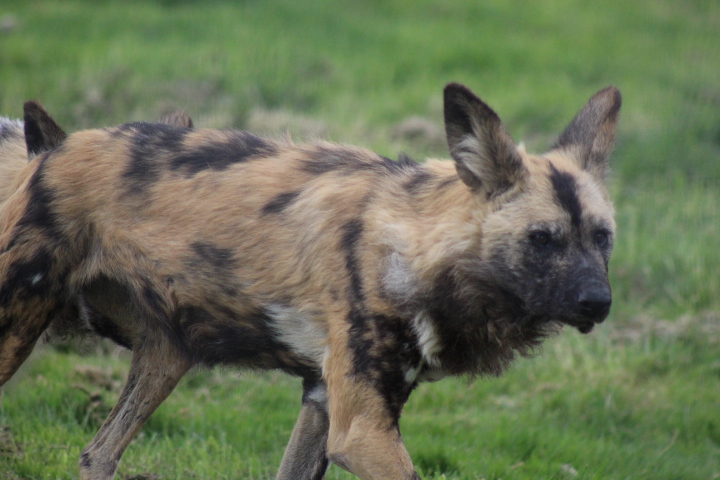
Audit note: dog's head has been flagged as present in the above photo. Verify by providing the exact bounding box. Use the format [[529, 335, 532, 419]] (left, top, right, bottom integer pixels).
[[444, 83, 620, 333]]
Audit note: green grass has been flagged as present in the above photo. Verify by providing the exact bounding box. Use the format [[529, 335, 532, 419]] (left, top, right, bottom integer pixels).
[[3, 326, 719, 480], [612, 178, 720, 318], [0, 0, 719, 478]]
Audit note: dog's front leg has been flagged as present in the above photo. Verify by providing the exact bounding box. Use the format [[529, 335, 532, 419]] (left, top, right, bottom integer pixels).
[[78, 331, 191, 480], [276, 378, 330, 480], [324, 342, 419, 480]]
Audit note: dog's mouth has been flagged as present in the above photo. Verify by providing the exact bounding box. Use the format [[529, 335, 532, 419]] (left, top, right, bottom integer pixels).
[[576, 322, 595, 334], [562, 315, 607, 335]]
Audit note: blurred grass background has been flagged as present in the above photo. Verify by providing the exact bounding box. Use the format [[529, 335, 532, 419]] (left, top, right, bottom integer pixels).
[[0, 0, 718, 479]]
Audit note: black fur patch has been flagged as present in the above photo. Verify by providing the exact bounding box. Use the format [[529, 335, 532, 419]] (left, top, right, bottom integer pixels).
[[80, 276, 138, 349], [403, 170, 434, 195], [340, 219, 365, 306], [121, 122, 189, 197], [141, 282, 165, 316], [261, 190, 301, 215], [0, 249, 54, 307], [81, 275, 186, 352], [23, 120, 45, 157], [23, 101, 67, 158], [170, 131, 274, 177], [549, 164, 583, 229], [180, 306, 315, 376], [179, 306, 287, 368], [340, 218, 419, 420], [424, 269, 479, 372], [301, 147, 418, 176], [380, 153, 419, 174], [80, 452, 92, 468], [301, 148, 374, 175], [424, 263, 555, 377], [0, 316, 14, 338], [191, 241, 236, 269], [311, 459, 330, 480], [84, 308, 132, 349], [187, 242, 240, 297], [0, 121, 22, 142], [339, 218, 368, 358], [437, 177, 460, 190], [395, 152, 418, 167], [444, 88, 476, 138], [350, 313, 420, 420], [16, 153, 61, 237]]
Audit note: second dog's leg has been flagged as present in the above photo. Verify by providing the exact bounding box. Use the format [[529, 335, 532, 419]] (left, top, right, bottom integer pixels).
[[276, 379, 330, 480], [78, 332, 191, 480]]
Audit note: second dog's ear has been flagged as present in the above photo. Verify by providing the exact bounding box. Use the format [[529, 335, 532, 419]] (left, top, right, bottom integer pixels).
[[158, 110, 194, 128], [444, 83, 527, 199], [23, 100, 67, 160]]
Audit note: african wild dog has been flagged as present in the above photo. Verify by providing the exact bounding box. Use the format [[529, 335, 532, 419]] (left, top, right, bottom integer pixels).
[[0, 83, 620, 479]]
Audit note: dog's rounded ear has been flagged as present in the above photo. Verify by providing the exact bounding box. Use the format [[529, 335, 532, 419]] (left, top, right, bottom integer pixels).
[[551, 86, 621, 182], [444, 83, 526, 199], [23, 100, 67, 160]]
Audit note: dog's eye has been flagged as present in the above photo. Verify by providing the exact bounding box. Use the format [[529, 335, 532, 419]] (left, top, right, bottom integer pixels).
[[594, 231, 609, 247], [530, 231, 551, 246]]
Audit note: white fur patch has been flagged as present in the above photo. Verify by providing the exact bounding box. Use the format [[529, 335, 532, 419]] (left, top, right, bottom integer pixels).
[[381, 251, 419, 308], [305, 382, 328, 410], [411, 311, 442, 367], [266, 303, 327, 367], [406, 311, 447, 383], [455, 134, 521, 189], [382, 254, 448, 384], [456, 136, 483, 173], [404, 364, 423, 384], [0, 118, 23, 139]]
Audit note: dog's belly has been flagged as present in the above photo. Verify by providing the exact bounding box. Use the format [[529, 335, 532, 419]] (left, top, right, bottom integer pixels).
[[80, 276, 326, 378]]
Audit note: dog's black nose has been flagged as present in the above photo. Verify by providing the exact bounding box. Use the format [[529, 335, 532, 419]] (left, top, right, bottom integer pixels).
[[577, 284, 612, 318]]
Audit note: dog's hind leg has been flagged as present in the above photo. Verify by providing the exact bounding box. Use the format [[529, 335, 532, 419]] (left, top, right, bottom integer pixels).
[[78, 329, 191, 480], [276, 378, 330, 480]]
